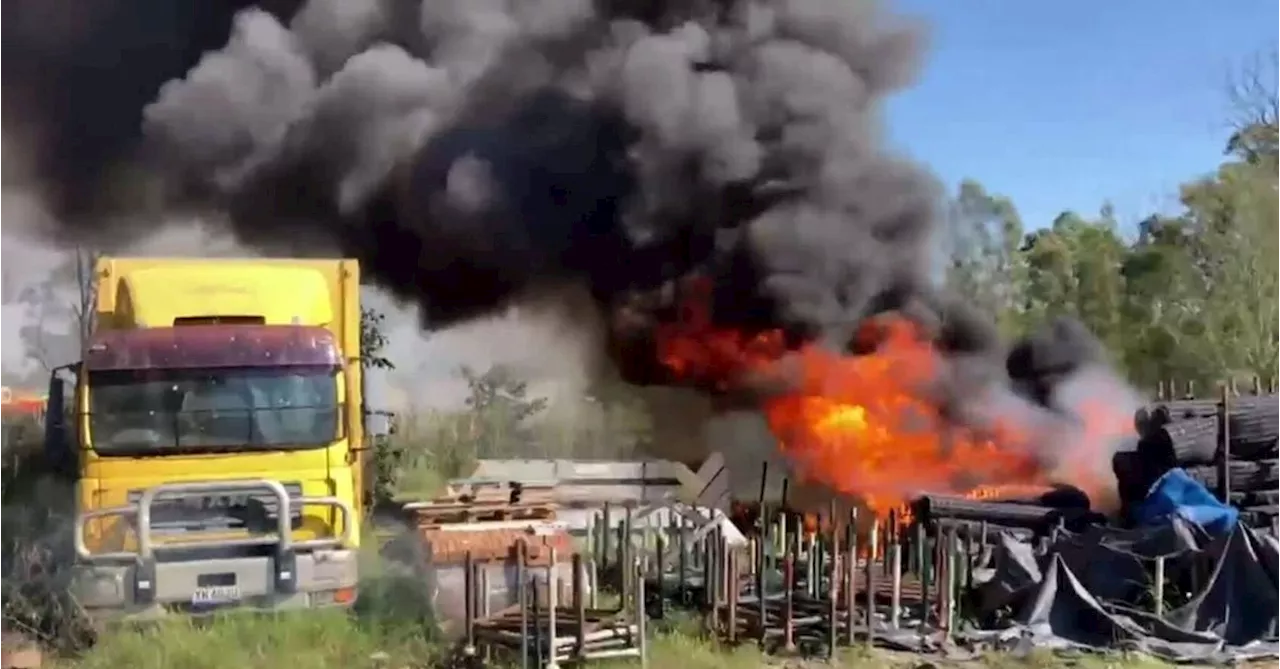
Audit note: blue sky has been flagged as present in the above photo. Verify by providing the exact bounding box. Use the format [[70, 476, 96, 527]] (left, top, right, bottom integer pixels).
[[886, 0, 1278, 234]]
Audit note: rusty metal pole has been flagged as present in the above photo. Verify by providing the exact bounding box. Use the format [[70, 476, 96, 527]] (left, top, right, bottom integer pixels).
[[547, 548, 560, 669], [719, 531, 730, 618], [1153, 555, 1166, 617], [479, 565, 492, 663], [783, 540, 796, 652], [756, 529, 768, 649], [464, 551, 477, 659], [625, 506, 635, 604], [1218, 383, 1233, 503], [728, 547, 740, 645], [654, 531, 667, 620], [706, 528, 721, 633], [588, 542, 600, 611], [889, 529, 902, 629], [636, 557, 649, 669], [601, 503, 613, 573], [931, 523, 945, 629], [677, 508, 688, 605], [882, 510, 893, 579], [518, 543, 529, 669], [942, 527, 957, 643], [776, 480, 790, 578], [826, 504, 839, 659], [703, 526, 715, 610], [573, 552, 586, 661], [962, 526, 976, 591], [863, 518, 878, 647], [938, 527, 950, 642], [845, 508, 858, 647], [587, 512, 597, 570], [807, 530, 818, 597], [1269, 519, 1280, 639], [531, 570, 544, 668], [915, 521, 929, 622]]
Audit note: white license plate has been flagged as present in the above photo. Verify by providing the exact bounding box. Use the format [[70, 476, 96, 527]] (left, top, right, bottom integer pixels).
[[191, 585, 241, 605]]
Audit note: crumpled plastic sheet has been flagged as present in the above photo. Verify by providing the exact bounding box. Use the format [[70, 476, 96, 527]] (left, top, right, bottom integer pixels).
[[862, 519, 1278, 663]]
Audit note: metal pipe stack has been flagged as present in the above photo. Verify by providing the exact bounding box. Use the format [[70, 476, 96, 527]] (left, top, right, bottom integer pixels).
[[1115, 378, 1279, 529]]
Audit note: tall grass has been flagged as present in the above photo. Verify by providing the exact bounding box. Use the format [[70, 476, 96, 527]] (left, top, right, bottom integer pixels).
[[1, 415, 97, 651]]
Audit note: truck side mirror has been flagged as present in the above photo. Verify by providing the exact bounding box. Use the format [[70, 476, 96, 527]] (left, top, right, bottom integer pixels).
[[44, 363, 80, 478]]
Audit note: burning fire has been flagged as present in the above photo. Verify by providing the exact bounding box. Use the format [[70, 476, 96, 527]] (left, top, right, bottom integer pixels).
[[655, 280, 1122, 519]]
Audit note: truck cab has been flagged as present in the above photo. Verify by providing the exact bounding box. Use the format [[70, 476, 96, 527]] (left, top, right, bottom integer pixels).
[[46, 257, 377, 619]]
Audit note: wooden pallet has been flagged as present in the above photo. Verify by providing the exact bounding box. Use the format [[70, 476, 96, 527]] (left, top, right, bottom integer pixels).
[[404, 481, 559, 528], [447, 480, 557, 504], [408, 501, 558, 528]]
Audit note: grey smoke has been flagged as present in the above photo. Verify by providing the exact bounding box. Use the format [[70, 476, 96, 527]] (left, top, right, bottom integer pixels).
[[138, 1, 942, 333], [146, 11, 317, 193], [5, 0, 1142, 502]]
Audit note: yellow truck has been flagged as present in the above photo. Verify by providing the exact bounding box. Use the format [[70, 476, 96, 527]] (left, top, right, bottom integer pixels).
[[43, 257, 382, 619]]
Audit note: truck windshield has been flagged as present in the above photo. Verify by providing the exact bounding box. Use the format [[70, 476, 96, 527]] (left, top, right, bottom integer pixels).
[[88, 365, 340, 455]]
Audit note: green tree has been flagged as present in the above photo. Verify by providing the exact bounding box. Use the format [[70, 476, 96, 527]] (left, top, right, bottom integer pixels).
[[360, 308, 394, 370], [943, 179, 1026, 336], [357, 306, 399, 504], [1020, 208, 1129, 356], [1225, 51, 1278, 167], [1176, 156, 1278, 380], [457, 364, 549, 459], [1119, 215, 1208, 388]]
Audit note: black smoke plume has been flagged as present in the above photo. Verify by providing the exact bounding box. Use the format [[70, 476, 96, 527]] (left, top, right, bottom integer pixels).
[[8, 0, 960, 372], [3, 0, 1140, 495], [2, 0, 306, 219], [144, 0, 957, 376]]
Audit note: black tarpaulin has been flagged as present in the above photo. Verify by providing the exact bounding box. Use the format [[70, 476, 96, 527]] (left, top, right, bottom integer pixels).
[[979, 521, 1279, 662], [1166, 522, 1279, 646], [1015, 552, 1146, 647]]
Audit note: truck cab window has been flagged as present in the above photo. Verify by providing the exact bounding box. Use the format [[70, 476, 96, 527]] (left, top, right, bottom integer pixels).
[[88, 366, 340, 455], [180, 376, 255, 446]]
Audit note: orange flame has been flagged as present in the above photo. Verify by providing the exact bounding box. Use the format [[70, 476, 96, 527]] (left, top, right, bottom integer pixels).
[[655, 281, 1124, 519]]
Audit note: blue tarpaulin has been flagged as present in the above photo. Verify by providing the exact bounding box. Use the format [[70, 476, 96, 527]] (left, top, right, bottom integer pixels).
[[1132, 468, 1239, 535]]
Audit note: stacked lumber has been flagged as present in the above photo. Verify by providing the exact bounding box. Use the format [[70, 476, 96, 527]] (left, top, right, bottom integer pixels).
[[1115, 391, 1279, 528]]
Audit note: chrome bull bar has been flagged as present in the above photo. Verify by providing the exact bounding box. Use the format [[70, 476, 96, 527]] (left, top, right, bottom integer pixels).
[[74, 479, 354, 562]]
